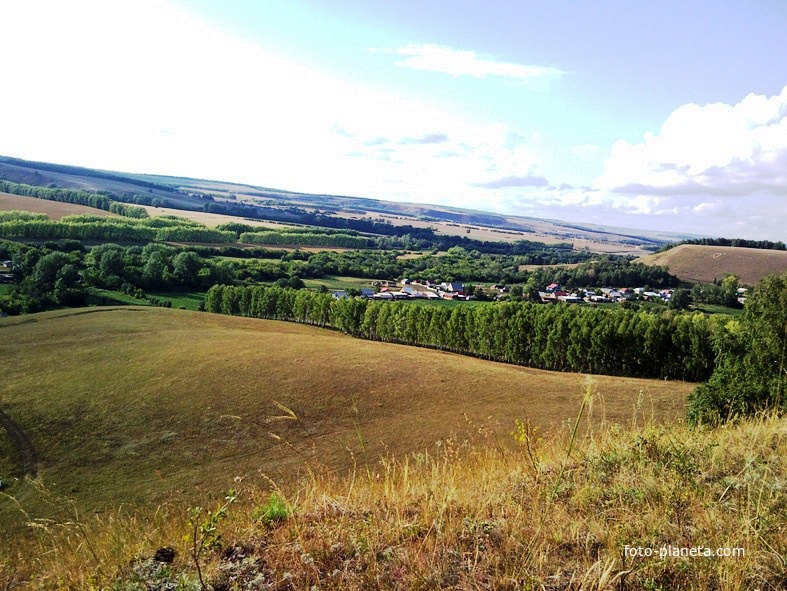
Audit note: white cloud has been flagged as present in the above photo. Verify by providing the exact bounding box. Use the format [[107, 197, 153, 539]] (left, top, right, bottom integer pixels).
[[393, 44, 564, 81], [0, 1, 550, 208], [332, 120, 545, 207], [1, 2, 780, 241], [596, 85, 787, 196], [584, 86, 787, 239]]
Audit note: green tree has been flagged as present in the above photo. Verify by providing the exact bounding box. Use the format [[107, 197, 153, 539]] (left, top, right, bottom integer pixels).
[[143, 251, 170, 289], [172, 251, 202, 286], [688, 273, 787, 424], [668, 288, 692, 310]]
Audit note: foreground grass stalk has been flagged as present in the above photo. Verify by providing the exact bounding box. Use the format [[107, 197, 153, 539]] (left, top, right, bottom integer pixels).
[[521, 380, 592, 573], [7, 411, 787, 589]]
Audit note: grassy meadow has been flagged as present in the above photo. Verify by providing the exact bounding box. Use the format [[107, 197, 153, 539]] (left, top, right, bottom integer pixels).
[[5, 395, 787, 589], [0, 308, 688, 529], [8, 307, 786, 589]]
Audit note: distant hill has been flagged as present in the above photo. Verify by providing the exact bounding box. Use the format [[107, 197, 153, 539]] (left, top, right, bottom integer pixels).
[[638, 244, 787, 285], [0, 307, 690, 532], [0, 154, 698, 254]]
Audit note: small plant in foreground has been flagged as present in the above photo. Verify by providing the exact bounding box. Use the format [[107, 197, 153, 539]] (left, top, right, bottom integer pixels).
[[253, 491, 289, 526], [185, 489, 236, 591]]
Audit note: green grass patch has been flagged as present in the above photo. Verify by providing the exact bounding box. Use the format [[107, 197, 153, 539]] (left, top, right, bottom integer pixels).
[[146, 291, 206, 310], [694, 303, 743, 316], [302, 275, 375, 291], [86, 288, 205, 310], [87, 287, 148, 306]]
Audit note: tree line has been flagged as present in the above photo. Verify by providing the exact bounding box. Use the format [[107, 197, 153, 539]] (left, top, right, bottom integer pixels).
[[0, 213, 235, 243], [0, 180, 149, 219], [0, 239, 238, 314], [660, 237, 786, 251], [204, 284, 724, 382], [2, 175, 611, 257], [239, 231, 369, 249]]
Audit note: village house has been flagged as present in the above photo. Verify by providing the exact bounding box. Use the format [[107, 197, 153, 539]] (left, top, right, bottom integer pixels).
[[438, 281, 464, 294]]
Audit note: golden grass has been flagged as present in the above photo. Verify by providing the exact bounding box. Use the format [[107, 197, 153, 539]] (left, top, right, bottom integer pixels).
[[0, 192, 118, 220], [638, 244, 787, 286], [5, 397, 787, 590], [139, 204, 289, 229], [0, 308, 689, 537]]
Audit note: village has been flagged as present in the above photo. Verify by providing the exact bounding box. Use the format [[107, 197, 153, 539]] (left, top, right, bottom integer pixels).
[[331, 279, 683, 305]]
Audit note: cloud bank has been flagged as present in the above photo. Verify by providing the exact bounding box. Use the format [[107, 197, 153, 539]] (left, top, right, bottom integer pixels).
[[597, 85, 787, 197]]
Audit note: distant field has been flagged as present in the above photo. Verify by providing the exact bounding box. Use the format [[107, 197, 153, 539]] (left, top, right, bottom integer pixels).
[[303, 275, 374, 290], [639, 244, 787, 285], [0, 307, 691, 532], [86, 288, 206, 310], [0, 192, 116, 219], [518, 262, 582, 272], [140, 204, 289, 229]]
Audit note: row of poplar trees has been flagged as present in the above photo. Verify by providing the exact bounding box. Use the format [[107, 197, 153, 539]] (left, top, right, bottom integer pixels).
[[205, 284, 726, 382]]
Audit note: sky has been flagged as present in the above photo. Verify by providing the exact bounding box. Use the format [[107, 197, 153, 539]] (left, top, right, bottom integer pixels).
[[1, 1, 786, 240]]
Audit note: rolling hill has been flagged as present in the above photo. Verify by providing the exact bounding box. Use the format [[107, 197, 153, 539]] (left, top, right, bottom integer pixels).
[[0, 307, 690, 533], [638, 244, 787, 285], [0, 191, 118, 220], [0, 155, 698, 254]]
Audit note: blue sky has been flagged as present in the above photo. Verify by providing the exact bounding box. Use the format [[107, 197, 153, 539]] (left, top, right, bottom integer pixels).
[[1, 0, 786, 240]]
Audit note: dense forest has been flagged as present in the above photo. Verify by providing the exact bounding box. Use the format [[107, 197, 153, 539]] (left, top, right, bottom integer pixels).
[[688, 272, 787, 423]]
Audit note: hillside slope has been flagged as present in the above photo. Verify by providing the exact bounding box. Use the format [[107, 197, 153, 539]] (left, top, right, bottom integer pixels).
[[0, 154, 697, 253], [0, 192, 117, 220], [0, 307, 689, 528], [638, 244, 787, 285]]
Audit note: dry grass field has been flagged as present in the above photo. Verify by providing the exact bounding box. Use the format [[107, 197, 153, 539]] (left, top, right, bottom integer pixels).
[[0, 192, 117, 220], [6, 309, 787, 590], [638, 244, 787, 285], [0, 307, 689, 534], [140, 204, 290, 229], [344, 210, 648, 254]]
